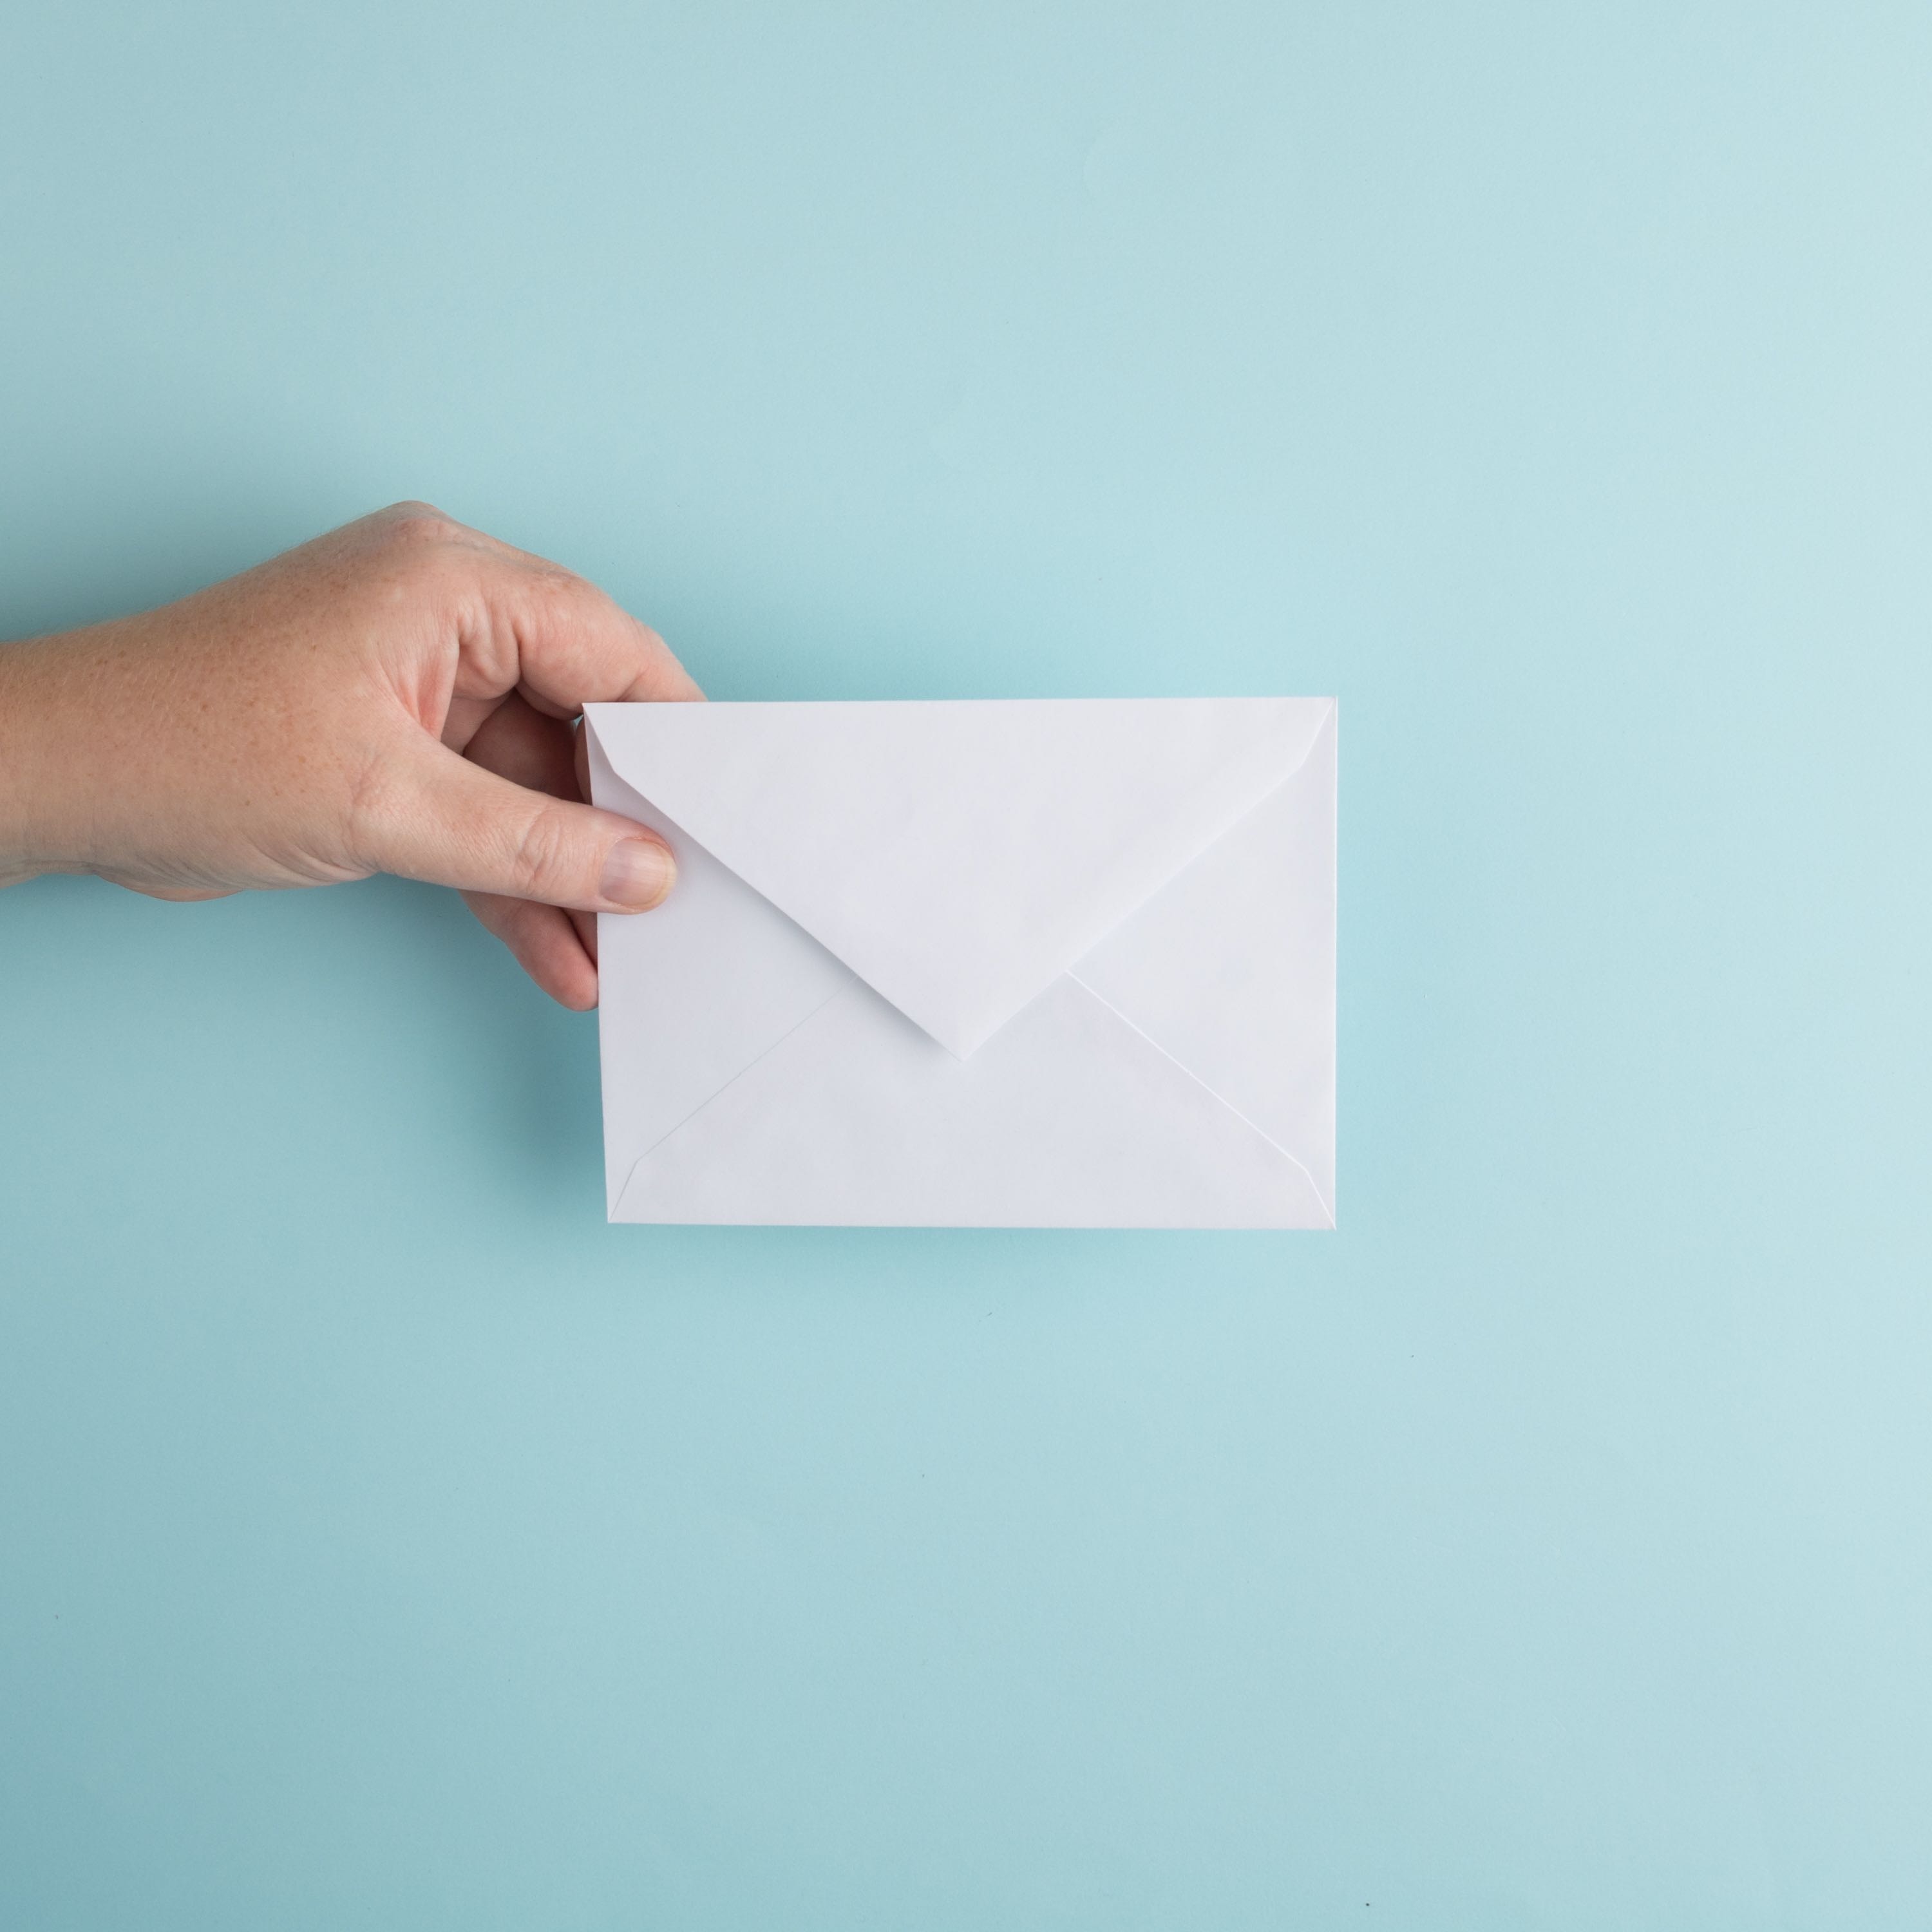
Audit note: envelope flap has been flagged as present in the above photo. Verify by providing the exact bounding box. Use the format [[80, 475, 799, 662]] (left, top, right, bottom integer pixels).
[[585, 697, 1333, 1056]]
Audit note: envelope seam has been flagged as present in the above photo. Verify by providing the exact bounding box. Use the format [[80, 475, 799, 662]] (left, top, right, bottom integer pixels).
[[1064, 971, 1336, 1228], [951, 721, 1331, 1057], [612, 985, 852, 1218]]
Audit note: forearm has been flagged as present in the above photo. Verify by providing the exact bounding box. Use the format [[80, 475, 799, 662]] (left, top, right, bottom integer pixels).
[[0, 610, 292, 898], [0, 631, 91, 887]]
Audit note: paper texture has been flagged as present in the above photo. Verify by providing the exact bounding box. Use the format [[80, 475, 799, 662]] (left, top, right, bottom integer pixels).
[[587, 698, 1336, 1229]]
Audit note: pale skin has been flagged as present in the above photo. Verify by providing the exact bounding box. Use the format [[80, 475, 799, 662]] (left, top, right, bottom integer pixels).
[[0, 502, 698, 1010]]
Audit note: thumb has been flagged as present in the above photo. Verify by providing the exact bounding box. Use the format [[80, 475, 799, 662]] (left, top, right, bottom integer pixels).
[[362, 736, 676, 912]]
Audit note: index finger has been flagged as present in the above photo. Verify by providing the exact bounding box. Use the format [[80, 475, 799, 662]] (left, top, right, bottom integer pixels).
[[446, 544, 705, 730]]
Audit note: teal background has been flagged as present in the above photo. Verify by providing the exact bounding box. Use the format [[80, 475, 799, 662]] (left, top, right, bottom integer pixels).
[[3, 3, 1930, 1924]]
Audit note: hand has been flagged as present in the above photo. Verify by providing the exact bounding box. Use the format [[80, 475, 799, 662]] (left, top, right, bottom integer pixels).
[[0, 502, 701, 1009]]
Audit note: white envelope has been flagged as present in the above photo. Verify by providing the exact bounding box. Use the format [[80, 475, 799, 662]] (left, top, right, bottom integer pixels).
[[583, 698, 1336, 1228]]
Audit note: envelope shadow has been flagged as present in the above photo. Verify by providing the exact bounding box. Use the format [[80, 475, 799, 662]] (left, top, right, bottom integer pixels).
[[361, 878, 607, 1213]]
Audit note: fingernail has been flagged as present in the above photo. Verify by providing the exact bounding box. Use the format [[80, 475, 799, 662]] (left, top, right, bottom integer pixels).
[[600, 837, 675, 911]]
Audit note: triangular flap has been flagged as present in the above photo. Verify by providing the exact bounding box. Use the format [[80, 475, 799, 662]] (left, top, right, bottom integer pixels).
[[585, 697, 1333, 1056]]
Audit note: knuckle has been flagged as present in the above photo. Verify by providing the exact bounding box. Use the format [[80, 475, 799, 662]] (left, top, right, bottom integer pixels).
[[531, 562, 600, 623], [373, 504, 469, 583], [512, 567, 608, 676], [377, 499, 458, 542]]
